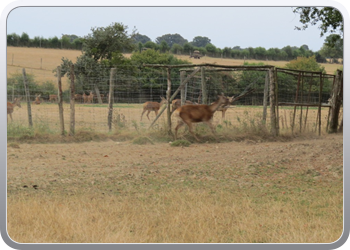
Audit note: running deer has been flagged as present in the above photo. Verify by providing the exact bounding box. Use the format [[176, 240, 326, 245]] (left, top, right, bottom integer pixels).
[[141, 97, 167, 121], [32, 94, 41, 105], [49, 94, 58, 103], [173, 94, 230, 141], [212, 95, 234, 119], [7, 97, 22, 122], [171, 99, 196, 113]]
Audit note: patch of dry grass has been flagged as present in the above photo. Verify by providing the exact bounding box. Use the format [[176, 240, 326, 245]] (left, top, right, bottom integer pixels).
[[7, 185, 342, 243]]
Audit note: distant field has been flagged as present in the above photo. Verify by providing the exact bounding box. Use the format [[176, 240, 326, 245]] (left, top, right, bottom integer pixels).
[[7, 47, 342, 90], [7, 47, 82, 89]]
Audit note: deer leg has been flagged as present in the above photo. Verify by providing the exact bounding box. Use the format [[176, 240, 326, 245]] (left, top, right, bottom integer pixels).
[[141, 109, 146, 121], [146, 111, 151, 121], [184, 121, 200, 141], [222, 110, 225, 119], [174, 120, 185, 140]]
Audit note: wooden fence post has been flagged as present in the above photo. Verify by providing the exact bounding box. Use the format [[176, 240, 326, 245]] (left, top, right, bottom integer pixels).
[[166, 68, 172, 135], [180, 71, 186, 106], [262, 71, 269, 124], [292, 72, 301, 134], [108, 68, 116, 132], [94, 85, 103, 104], [318, 73, 323, 136], [329, 70, 343, 133], [269, 67, 277, 136], [69, 64, 75, 136], [22, 68, 33, 128], [57, 66, 65, 136]]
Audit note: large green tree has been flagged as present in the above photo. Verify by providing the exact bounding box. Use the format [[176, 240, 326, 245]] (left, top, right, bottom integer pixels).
[[155, 33, 188, 47], [82, 22, 135, 61], [319, 34, 343, 61], [191, 36, 211, 47], [293, 7, 343, 47], [133, 33, 151, 44]]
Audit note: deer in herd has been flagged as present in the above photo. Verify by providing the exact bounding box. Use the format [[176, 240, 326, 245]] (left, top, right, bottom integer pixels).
[[141, 97, 167, 121], [32, 94, 41, 105], [171, 99, 197, 113], [173, 94, 230, 141], [74, 94, 83, 103], [87, 91, 94, 103], [83, 92, 88, 103], [212, 95, 234, 119], [49, 94, 58, 103], [7, 97, 22, 122]]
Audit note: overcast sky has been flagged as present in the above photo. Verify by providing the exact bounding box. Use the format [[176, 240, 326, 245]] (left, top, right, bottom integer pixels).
[[5, 6, 341, 51]]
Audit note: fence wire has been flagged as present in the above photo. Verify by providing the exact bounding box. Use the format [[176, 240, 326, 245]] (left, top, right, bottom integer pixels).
[[7, 65, 338, 136]]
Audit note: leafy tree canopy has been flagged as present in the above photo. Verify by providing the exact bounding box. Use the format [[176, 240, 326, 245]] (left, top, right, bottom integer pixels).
[[293, 7, 343, 47], [133, 33, 151, 44], [319, 34, 343, 60], [155, 33, 188, 47], [191, 36, 210, 47], [191, 36, 211, 47], [82, 22, 136, 61], [285, 56, 326, 73]]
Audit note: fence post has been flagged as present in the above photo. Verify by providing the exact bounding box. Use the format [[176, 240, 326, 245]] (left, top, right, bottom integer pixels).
[[94, 85, 103, 104], [262, 71, 269, 124], [69, 64, 75, 136], [269, 67, 277, 136], [180, 71, 186, 106], [166, 67, 172, 135], [318, 73, 323, 136], [57, 66, 65, 136], [108, 68, 116, 132], [329, 70, 343, 133], [22, 68, 33, 128]]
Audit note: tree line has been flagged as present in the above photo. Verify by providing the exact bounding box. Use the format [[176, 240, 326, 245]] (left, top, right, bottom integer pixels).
[[7, 31, 342, 64], [7, 33, 84, 50]]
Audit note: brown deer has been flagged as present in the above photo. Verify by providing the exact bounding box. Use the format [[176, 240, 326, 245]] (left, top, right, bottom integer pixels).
[[83, 92, 88, 103], [7, 97, 22, 122], [87, 91, 94, 103], [171, 99, 196, 113], [74, 94, 83, 103], [49, 94, 58, 103], [212, 95, 234, 119], [173, 94, 229, 141], [32, 94, 41, 105], [141, 97, 167, 121]]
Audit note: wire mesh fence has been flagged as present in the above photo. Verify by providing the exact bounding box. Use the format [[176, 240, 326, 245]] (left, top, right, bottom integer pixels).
[[7, 64, 342, 137]]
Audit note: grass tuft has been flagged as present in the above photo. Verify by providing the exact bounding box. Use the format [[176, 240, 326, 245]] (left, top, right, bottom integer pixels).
[[132, 136, 154, 145], [170, 139, 191, 147]]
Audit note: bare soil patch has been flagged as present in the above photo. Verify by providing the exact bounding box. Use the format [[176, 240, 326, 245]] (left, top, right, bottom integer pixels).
[[7, 133, 343, 243]]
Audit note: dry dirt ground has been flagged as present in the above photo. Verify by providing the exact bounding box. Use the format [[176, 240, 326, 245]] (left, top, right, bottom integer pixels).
[[7, 133, 344, 243], [7, 133, 343, 195]]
